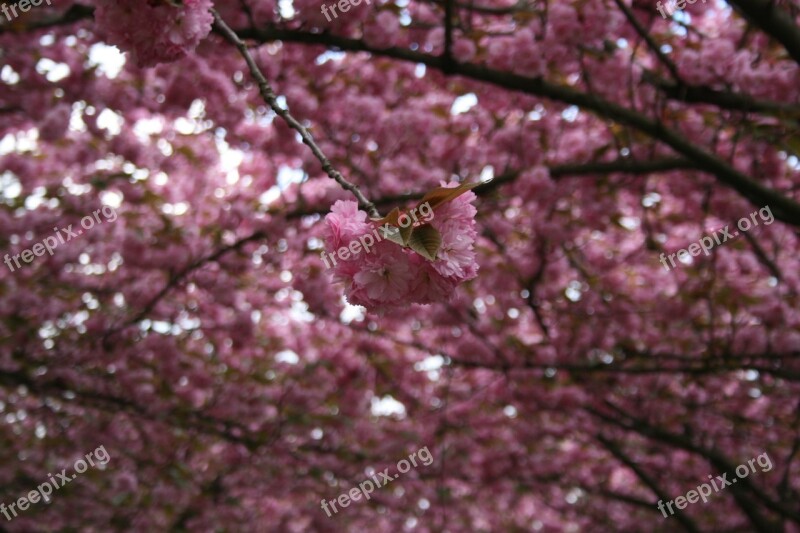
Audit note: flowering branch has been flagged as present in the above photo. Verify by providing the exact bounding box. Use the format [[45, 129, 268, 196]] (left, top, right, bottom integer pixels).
[[211, 10, 380, 219]]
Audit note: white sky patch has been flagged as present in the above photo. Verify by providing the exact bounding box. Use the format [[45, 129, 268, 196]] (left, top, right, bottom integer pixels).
[[275, 350, 300, 364], [87, 43, 126, 79], [0, 130, 37, 155], [672, 10, 690, 25], [258, 186, 281, 206], [150, 320, 172, 334], [565, 281, 582, 302], [565, 487, 583, 505], [215, 136, 243, 185], [132, 116, 162, 139], [371, 395, 406, 418], [274, 95, 287, 111], [414, 64, 426, 78], [414, 355, 444, 372], [176, 101, 211, 135], [618, 216, 640, 231], [24, 186, 48, 210], [100, 191, 123, 208], [154, 172, 168, 186], [0, 172, 22, 202], [35, 58, 70, 83], [175, 117, 197, 135], [561, 105, 579, 122], [315, 51, 345, 65], [0, 135, 14, 156], [451, 93, 477, 115], [62, 176, 92, 196], [339, 302, 365, 324], [188, 99, 206, 121], [479, 165, 494, 183], [743, 369, 759, 381], [415, 355, 444, 381], [258, 166, 304, 207], [97, 108, 124, 136], [1, 65, 20, 85], [1, 134, 19, 156], [290, 300, 315, 322], [68, 103, 86, 133], [528, 106, 545, 121], [156, 138, 173, 157], [278, 0, 295, 18], [277, 166, 304, 189], [162, 202, 189, 216], [642, 192, 662, 207]]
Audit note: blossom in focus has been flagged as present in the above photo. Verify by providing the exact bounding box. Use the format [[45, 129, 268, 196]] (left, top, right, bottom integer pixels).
[[323, 183, 479, 311]]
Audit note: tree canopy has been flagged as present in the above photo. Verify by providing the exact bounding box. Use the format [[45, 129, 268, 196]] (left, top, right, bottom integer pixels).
[[1, 0, 799, 530]]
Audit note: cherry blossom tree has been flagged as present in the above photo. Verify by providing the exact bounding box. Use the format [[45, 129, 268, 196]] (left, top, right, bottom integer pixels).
[[1, 0, 799, 530]]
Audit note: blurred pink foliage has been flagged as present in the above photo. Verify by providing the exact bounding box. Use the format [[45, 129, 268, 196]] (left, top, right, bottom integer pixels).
[[0, 0, 799, 531]]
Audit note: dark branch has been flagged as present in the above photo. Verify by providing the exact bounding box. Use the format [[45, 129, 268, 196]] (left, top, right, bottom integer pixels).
[[212, 11, 380, 219], [237, 25, 800, 227], [728, 0, 800, 66]]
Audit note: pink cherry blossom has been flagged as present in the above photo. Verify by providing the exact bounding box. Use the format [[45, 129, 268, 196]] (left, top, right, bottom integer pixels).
[[322, 186, 479, 311], [0, 0, 798, 531]]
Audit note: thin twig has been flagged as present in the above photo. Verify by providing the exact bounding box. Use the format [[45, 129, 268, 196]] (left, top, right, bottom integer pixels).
[[612, 0, 681, 82], [443, 0, 454, 64], [211, 10, 380, 219]]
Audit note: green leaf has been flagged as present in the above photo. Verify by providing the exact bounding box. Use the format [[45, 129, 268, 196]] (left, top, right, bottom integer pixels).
[[407, 224, 441, 261], [373, 208, 419, 246], [371, 206, 401, 226], [397, 220, 414, 245], [418, 181, 480, 211], [381, 225, 406, 246]]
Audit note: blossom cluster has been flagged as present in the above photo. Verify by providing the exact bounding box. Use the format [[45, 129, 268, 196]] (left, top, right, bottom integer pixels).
[[323, 184, 478, 310], [92, 0, 214, 67]]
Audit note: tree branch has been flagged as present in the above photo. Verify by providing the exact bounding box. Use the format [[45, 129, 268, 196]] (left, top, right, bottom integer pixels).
[[612, 0, 681, 82], [728, 0, 800, 66], [597, 434, 700, 532], [643, 72, 800, 117], [0, 368, 265, 450], [590, 403, 799, 528], [237, 25, 800, 227], [211, 11, 380, 219]]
